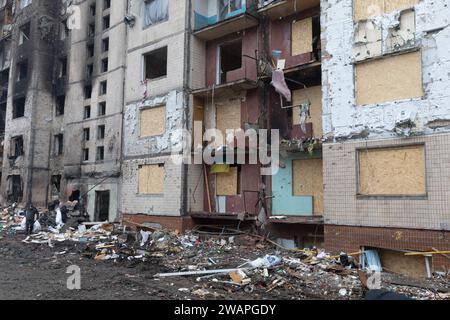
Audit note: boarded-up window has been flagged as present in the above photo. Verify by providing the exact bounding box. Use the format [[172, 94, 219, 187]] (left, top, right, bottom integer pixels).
[[355, 51, 423, 105], [293, 86, 322, 137], [353, 0, 419, 21], [358, 145, 426, 196], [216, 99, 241, 145], [140, 106, 166, 137], [216, 166, 239, 196], [138, 164, 165, 194], [292, 17, 313, 56], [293, 158, 324, 214]]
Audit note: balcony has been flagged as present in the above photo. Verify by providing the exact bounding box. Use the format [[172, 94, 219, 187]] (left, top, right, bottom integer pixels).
[[258, 0, 319, 19], [193, 0, 259, 41]]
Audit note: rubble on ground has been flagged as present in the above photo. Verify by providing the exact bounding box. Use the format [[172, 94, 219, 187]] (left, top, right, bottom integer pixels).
[[0, 206, 449, 300]]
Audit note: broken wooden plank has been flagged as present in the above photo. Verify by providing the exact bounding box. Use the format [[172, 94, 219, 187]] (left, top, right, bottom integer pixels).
[[154, 268, 251, 278]]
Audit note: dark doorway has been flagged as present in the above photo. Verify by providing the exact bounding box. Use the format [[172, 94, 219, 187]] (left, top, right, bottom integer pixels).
[[69, 190, 80, 202], [219, 39, 242, 84], [95, 191, 110, 221], [7, 175, 22, 203]]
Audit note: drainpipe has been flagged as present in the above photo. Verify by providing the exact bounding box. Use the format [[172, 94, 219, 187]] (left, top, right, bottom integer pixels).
[[180, 0, 193, 217]]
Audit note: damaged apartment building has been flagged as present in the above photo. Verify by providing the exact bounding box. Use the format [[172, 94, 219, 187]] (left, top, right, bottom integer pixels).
[[1, 0, 449, 273]]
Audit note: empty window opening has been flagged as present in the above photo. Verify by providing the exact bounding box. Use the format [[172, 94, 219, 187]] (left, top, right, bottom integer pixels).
[[13, 97, 25, 119], [83, 128, 90, 141], [54, 134, 64, 156], [83, 148, 89, 161], [96, 146, 105, 161], [101, 58, 108, 73], [218, 40, 242, 84], [143, 0, 169, 28], [0, 103, 6, 133], [86, 63, 93, 78], [103, 15, 110, 30], [98, 102, 106, 116], [95, 190, 110, 221], [7, 175, 22, 203], [99, 81, 107, 95], [87, 44, 94, 57], [19, 23, 30, 45], [144, 46, 167, 80], [84, 105, 91, 119], [97, 125, 105, 140], [58, 57, 67, 77], [102, 38, 109, 52], [56, 95, 65, 116], [104, 0, 111, 10], [10, 136, 24, 157], [16, 60, 28, 82], [88, 23, 95, 37], [60, 21, 69, 40], [85, 85, 92, 99], [90, 3, 96, 16], [51, 175, 62, 193]]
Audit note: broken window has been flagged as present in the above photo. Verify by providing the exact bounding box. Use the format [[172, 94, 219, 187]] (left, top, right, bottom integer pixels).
[[103, 15, 110, 30], [90, 3, 96, 16], [96, 146, 105, 161], [98, 101, 106, 116], [138, 164, 165, 194], [97, 125, 105, 140], [13, 97, 25, 119], [19, 22, 30, 45], [51, 175, 62, 193], [16, 60, 28, 82], [7, 175, 22, 203], [103, 0, 111, 10], [0, 103, 6, 133], [101, 58, 108, 73], [218, 39, 242, 84], [83, 148, 89, 161], [102, 38, 109, 53], [144, 46, 167, 80], [56, 95, 65, 116], [140, 105, 166, 137], [60, 21, 69, 40], [83, 128, 90, 141], [99, 81, 107, 95], [219, 0, 244, 21], [54, 134, 64, 156], [358, 145, 426, 196], [84, 105, 91, 119], [10, 136, 24, 157], [143, 0, 169, 28]]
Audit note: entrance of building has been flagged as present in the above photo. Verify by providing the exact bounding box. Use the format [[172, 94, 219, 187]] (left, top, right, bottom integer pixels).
[[95, 191, 110, 221]]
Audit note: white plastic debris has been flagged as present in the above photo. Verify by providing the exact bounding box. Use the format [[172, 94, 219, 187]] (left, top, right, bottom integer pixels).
[[339, 288, 348, 296], [246, 255, 281, 268], [140, 230, 151, 247], [33, 220, 41, 233]]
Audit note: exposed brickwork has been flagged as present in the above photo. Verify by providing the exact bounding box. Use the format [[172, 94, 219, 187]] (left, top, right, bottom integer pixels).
[[324, 225, 450, 270], [122, 214, 194, 233]]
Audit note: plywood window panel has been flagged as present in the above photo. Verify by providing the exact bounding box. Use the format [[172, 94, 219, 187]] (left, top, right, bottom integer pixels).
[[353, 0, 419, 21], [358, 145, 426, 196], [216, 166, 239, 196], [292, 17, 313, 56], [355, 51, 423, 105], [140, 105, 166, 137], [138, 164, 165, 194], [293, 86, 322, 137], [216, 99, 241, 145], [293, 158, 324, 214]]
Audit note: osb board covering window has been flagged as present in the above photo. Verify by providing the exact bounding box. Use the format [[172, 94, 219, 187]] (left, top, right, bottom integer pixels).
[[138, 164, 165, 194], [353, 0, 419, 21], [292, 17, 313, 56], [293, 86, 322, 137], [355, 51, 423, 105], [358, 145, 426, 196], [379, 249, 427, 279], [216, 98, 241, 145], [293, 158, 324, 214], [140, 106, 166, 137], [216, 166, 239, 196]]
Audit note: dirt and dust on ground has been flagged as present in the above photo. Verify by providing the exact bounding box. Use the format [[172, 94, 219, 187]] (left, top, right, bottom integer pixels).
[[0, 204, 449, 301]]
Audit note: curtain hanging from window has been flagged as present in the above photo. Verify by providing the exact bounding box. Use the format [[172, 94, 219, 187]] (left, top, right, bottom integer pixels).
[[143, 0, 169, 27]]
